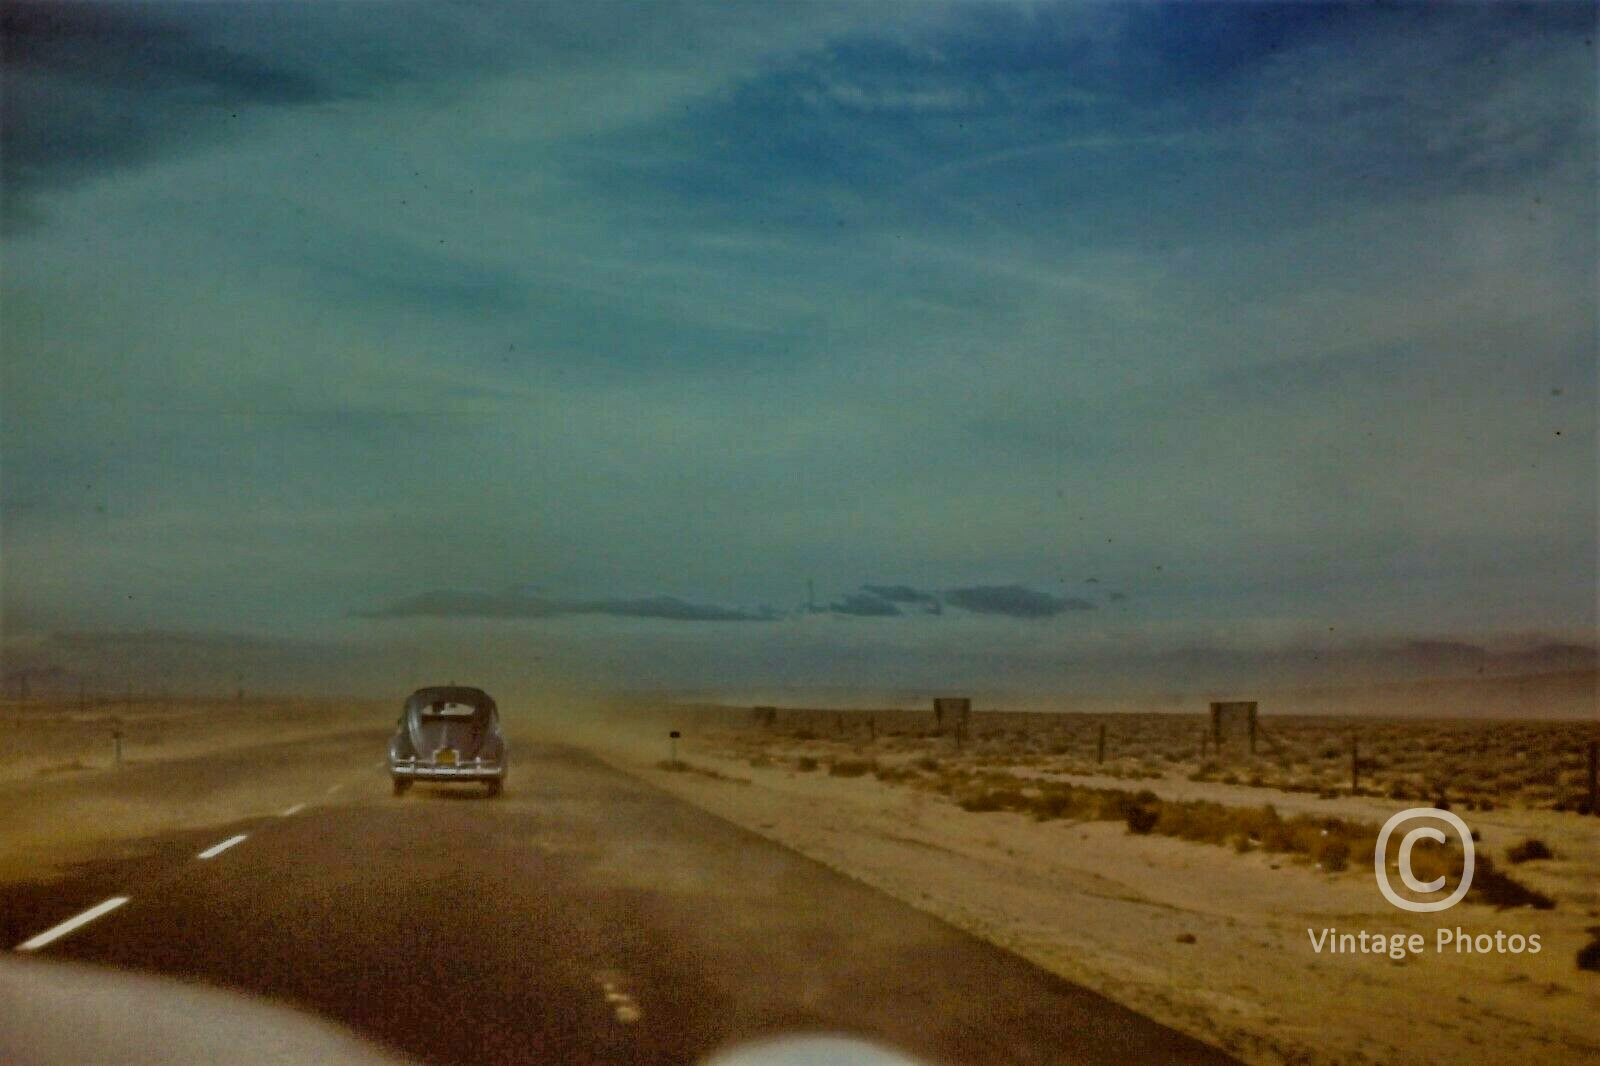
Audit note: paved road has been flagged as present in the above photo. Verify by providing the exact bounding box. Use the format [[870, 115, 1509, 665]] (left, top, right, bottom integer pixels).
[[2, 737, 1236, 1065]]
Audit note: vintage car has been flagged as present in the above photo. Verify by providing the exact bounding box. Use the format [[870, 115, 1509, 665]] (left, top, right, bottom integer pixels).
[[388, 685, 507, 796]]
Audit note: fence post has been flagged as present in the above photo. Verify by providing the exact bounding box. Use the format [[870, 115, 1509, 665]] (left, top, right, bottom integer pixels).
[[1350, 732, 1359, 794], [1096, 723, 1106, 765]]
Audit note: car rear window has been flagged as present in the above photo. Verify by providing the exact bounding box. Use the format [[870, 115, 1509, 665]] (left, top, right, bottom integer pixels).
[[418, 703, 482, 719]]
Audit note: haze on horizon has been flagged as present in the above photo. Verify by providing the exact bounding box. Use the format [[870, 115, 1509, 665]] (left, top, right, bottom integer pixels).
[[2, 2, 1595, 702]]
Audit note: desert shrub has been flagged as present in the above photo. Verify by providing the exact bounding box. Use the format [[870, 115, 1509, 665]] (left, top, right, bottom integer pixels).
[[1470, 856, 1555, 910], [959, 787, 1025, 813], [1155, 800, 1234, 845], [1027, 788, 1084, 821], [1578, 929, 1600, 973], [1524, 764, 1561, 786], [912, 755, 941, 772], [829, 758, 875, 778], [656, 760, 741, 782], [1125, 806, 1159, 834], [795, 756, 819, 772], [1317, 838, 1351, 872], [748, 754, 772, 769], [37, 759, 90, 775], [1506, 838, 1554, 864]]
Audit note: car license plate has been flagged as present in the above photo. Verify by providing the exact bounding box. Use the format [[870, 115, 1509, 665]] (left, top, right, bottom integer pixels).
[[436, 748, 457, 766]]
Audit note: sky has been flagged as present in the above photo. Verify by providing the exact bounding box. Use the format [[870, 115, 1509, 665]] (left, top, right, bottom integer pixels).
[[2, 1, 1596, 700]]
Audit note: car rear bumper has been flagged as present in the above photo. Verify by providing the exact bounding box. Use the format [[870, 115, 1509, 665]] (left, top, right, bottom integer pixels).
[[390, 760, 505, 780]]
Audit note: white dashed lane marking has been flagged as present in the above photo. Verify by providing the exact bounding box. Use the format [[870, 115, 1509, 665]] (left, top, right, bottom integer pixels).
[[596, 975, 642, 1024], [197, 834, 248, 860], [16, 765, 370, 953], [15, 897, 130, 952]]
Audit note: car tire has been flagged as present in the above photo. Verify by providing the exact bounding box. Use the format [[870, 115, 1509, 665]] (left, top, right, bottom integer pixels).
[[392, 777, 411, 796], [485, 780, 502, 798]]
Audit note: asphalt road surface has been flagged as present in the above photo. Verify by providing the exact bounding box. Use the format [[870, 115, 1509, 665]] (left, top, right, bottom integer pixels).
[[1, 734, 1237, 1065]]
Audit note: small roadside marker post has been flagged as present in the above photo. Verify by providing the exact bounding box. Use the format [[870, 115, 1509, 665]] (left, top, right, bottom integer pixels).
[[669, 730, 680, 768], [110, 718, 124, 770]]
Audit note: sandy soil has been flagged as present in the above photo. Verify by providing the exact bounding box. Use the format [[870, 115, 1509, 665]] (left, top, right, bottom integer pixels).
[[0, 699, 390, 881], [575, 719, 1600, 1066], [4, 695, 1594, 1063]]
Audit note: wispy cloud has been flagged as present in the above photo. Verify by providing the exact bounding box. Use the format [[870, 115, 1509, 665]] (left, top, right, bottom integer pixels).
[[944, 585, 1095, 618], [827, 592, 902, 618], [862, 584, 939, 606]]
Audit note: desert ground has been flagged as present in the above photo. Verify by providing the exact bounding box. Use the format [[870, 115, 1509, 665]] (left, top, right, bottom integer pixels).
[[0, 696, 385, 880], [2, 685, 1595, 1065], [577, 682, 1599, 1066]]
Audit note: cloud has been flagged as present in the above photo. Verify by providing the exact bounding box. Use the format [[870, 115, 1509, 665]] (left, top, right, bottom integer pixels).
[[360, 588, 773, 623], [861, 584, 939, 605], [1, 0, 917, 231], [1, 2, 330, 228], [828, 592, 901, 617], [943, 585, 1095, 618]]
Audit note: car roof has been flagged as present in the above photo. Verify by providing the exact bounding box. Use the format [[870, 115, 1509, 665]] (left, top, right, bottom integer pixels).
[[405, 686, 496, 711]]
